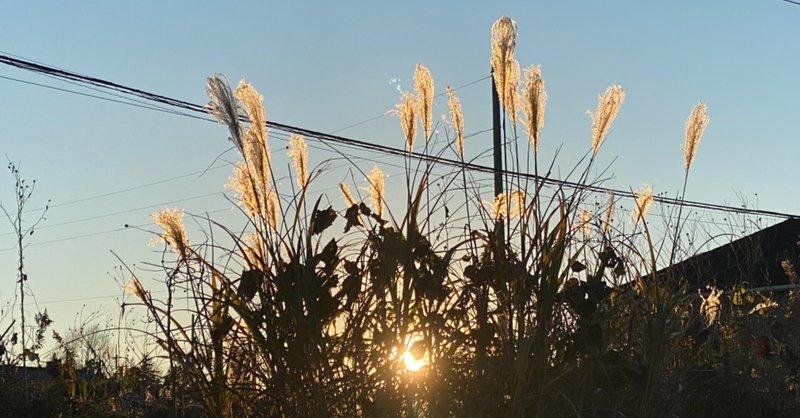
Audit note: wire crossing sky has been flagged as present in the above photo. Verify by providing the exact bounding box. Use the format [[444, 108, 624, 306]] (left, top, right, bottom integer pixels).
[[1, 1, 800, 343], [2, 53, 795, 220]]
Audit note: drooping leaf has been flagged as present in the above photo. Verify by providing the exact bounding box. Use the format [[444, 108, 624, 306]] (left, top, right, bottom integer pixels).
[[344, 204, 363, 233], [315, 238, 338, 269], [311, 206, 337, 235], [237, 269, 263, 302]]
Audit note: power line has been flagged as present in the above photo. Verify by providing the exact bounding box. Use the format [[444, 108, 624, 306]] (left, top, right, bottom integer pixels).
[[0, 75, 208, 120], [20, 162, 231, 214], [2, 289, 171, 308], [0, 67, 483, 212], [0, 207, 233, 253], [0, 53, 797, 220], [0, 190, 227, 237], [329, 76, 491, 134]]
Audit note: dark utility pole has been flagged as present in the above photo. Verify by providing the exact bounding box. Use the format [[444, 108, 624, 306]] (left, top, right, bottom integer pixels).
[[491, 70, 504, 242], [491, 71, 503, 199]]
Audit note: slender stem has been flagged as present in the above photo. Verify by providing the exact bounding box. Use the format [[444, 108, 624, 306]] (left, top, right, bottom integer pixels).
[[670, 173, 690, 266]]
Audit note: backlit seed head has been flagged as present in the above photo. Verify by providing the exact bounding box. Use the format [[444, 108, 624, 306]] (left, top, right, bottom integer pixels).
[[206, 75, 243, 151], [580, 209, 591, 237], [414, 64, 434, 141], [288, 134, 309, 190], [522, 66, 547, 152], [699, 285, 722, 326], [235, 80, 271, 182], [366, 166, 385, 217], [589, 85, 625, 155], [683, 101, 709, 172], [491, 17, 518, 118], [395, 92, 417, 151], [265, 188, 279, 231], [151, 208, 189, 260], [339, 183, 356, 207], [633, 185, 653, 224], [508, 189, 526, 219], [446, 86, 464, 159], [489, 193, 508, 220], [122, 276, 148, 303]]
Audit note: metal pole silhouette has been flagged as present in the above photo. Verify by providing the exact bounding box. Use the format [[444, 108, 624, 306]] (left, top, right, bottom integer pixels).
[[491, 70, 504, 242]]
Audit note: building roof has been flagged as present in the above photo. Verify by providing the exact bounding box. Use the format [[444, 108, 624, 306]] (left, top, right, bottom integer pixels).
[[659, 218, 800, 290]]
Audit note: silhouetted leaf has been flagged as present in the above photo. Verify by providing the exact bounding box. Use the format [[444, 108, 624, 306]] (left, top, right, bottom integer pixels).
[[343, 260, 359, 276], [358, 202, 372, 217], [311, 206, 337, 235], [211, 315, 234, 341], [571, 260, 587, 272], [315, 238, 338, 268], [344, 204, 363, 233], [237, 269, 263, 302]]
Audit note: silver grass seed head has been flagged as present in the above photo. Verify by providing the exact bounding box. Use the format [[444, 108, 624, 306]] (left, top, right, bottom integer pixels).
[[491, 17, 518, 117], [522, 65, 547, 152], [206, 75, 243, 151], [235, 80, 271, 181], [508, 189, 526, 219], [366, 166, 385, 217], [413, 64, 434, 141], [226, 162, 260, 220], [395, 92, 417, 151], [446, 86, 464, 159], [151, 208, 190, 260], [683, 101, 709, 173], [339, 183, 356, 207], [123, 276, 148, 303], [265, 188, 279, 231], [489, 193, 508, 220], [580, 208, 591, 237], [288, 134, 309, 190], [589, 85, 625, 155], [633, 185, 653, 224]]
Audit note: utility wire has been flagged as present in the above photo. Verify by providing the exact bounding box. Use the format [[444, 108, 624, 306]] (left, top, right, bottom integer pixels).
[[21, 162, 231, 213], [0, 207, 232, 253], [330, 75, 491, 134], [0, 191, 227, 237], [0, 53, 797, 220], [0, 75, 206, 120]]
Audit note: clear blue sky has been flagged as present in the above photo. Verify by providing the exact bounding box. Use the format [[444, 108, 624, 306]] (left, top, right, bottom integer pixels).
[[1, 1, 799, 344]]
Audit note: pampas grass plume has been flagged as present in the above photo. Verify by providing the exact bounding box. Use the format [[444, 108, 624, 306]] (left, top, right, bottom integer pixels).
[[683, 101, 709, 172], [288, 134, 309, 190], [395, 92, 417, 151], [414, 64, 434, 141], [366, 166, 385, 217], [522, 65, 546, 152], [151, 208, 189, 259], [446, 86, 464, 159], [589, 85, 625, 155], [633, 185, 653, 224], [339, 183, 356, 207]]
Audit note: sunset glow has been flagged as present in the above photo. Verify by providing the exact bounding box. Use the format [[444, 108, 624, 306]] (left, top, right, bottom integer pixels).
[[401, 338, 428, 372], [402, 349, 427, 372]]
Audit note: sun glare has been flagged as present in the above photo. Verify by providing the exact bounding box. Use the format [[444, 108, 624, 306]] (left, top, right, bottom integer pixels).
[[401, 338, 428, 372], [403, 350, 427, 372]]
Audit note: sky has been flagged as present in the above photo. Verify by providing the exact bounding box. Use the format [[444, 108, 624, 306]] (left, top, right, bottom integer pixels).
[[1, 1, 799, 353]]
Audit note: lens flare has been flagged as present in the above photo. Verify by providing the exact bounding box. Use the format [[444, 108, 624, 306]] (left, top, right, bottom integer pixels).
[[401, 338, 427, 372]]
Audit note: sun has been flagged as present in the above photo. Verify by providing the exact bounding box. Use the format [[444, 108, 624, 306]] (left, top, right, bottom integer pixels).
[[401, 338, 428, 372], [402, 350, 427, 372]]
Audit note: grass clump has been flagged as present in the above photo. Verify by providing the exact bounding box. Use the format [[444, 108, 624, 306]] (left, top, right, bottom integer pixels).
[[109, 15, 800, 418]]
